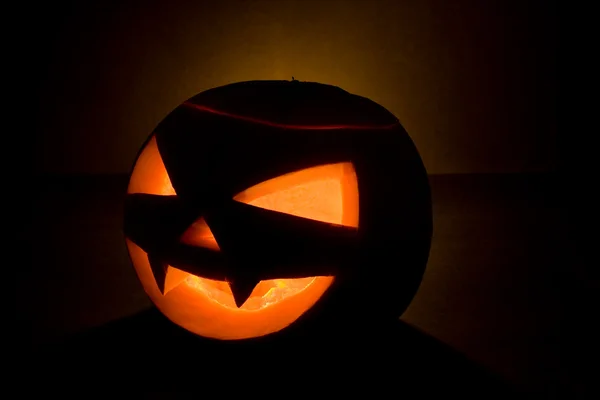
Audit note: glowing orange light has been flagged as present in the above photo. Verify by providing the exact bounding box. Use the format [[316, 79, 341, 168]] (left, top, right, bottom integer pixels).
[[126, 135, 359, 339]]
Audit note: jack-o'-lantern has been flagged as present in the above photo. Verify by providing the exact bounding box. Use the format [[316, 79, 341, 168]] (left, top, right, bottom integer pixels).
[[124, 80, 432, 341]]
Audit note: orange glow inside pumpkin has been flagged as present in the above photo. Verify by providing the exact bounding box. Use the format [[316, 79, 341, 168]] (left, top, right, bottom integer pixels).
[[127, 135, 358, 339]]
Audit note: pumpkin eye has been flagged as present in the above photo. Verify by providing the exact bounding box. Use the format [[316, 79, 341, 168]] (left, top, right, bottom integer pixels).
[[178, 162, 358, 251], [127, 136, 176, 196], [233, 162, 359, 228]]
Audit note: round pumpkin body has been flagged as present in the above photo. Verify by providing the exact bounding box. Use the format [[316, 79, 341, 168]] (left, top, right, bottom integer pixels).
[[124, 80, 432, 341]]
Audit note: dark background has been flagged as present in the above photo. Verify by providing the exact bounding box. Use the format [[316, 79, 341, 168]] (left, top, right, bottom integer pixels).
[[22, 0, 566, 395], [31, 0, 556, 176]]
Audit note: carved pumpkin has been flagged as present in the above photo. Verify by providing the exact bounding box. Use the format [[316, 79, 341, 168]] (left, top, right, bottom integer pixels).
[[124, 80, 432, 341]]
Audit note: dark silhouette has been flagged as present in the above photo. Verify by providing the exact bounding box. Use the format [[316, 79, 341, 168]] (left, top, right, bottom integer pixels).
[[124, 80, 432, 321], [32, 307, 516, 395]]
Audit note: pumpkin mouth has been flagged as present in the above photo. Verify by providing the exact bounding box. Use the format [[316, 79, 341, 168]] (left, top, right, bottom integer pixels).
[[185, 273, 317, 311], [154, 255, 321, 310], [157, 265, 319, 311]]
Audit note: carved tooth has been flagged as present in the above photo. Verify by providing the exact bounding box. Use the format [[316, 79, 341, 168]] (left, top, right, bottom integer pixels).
[[148, 254, 189, 295]]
